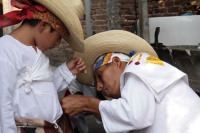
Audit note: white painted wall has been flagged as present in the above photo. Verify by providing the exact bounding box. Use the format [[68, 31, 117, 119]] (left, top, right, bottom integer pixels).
[[138, 15, 200, 46]]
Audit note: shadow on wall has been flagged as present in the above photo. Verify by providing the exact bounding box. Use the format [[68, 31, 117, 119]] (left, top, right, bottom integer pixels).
[[0, 3, 3, 37]]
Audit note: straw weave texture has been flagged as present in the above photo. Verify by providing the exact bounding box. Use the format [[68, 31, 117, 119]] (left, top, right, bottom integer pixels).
[[74, 30, 158, 86], [34, 0, 85, 52]]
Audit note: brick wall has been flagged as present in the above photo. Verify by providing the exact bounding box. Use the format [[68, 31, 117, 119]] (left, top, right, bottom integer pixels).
[[1, 0, 197, 67], [89, 0, 195, 35], [121, 0, 195, 32], [91, 0, 107, 34]]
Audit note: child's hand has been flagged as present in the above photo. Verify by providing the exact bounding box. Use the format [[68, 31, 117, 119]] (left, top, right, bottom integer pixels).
[[66, 57, 86, 75]]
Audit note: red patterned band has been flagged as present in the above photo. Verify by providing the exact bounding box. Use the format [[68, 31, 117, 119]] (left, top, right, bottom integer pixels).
[[0, 0, 69, 37]]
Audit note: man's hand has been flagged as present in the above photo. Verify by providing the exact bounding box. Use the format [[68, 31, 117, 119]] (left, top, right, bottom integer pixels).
[[61, 95, 88, 116], [61, 95, 101, 117], [66, 57, 86, 75]]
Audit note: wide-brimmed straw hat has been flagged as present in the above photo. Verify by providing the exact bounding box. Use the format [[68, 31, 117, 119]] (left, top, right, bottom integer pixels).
[[34, 0, 85, 52], [74, 30, 158, 86]]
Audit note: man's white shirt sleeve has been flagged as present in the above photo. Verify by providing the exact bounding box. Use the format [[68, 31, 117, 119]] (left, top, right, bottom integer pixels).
[[99, 73, 156, 133]]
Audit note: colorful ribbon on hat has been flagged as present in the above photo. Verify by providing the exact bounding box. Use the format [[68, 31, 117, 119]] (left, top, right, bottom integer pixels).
[[93, 52, 131, 72], [0, 0, 69, 37]]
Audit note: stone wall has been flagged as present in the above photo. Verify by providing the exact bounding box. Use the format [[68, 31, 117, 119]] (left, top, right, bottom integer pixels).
[[106, 0, 121, 30], [90, 0, 121, 34], [45, 40, 75, 67]]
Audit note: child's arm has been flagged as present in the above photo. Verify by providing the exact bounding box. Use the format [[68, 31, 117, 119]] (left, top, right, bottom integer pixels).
[[0, 58, 18, 133], [52, 57, 86, 92]]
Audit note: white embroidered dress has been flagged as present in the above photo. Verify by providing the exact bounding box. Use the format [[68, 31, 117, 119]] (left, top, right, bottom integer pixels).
[[99, 53, 200, 133], [0, 35, 76, 133]]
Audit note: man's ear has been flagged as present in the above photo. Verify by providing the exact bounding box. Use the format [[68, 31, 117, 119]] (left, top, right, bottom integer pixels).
[[112, 57, 121, 68], [38, 20, 49, 32]]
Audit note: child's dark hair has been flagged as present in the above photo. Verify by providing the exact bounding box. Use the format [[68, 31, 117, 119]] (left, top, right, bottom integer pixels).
[[21, 19, 55, 32]]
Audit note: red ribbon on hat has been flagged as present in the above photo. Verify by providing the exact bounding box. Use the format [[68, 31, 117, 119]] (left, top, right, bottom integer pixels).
[[0, 0, 47, 28]]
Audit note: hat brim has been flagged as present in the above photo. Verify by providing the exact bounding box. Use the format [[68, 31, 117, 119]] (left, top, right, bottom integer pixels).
[[74, 30, 158, 86], [34, 0, 84, 52]]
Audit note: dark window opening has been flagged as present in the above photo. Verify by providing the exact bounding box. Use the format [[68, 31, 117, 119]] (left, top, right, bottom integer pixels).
[[0, 3, 3, 37]]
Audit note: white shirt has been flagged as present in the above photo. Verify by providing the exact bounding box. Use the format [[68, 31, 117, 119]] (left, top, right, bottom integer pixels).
[[99, 53, 200, 133], [0, 35, 76, 133]]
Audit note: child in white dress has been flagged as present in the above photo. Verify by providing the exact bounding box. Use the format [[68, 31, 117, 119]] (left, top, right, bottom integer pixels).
[[0, 0, 85, 132]]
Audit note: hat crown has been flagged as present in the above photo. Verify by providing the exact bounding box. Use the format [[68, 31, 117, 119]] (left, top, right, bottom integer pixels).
[[74, 30, 158, 86]]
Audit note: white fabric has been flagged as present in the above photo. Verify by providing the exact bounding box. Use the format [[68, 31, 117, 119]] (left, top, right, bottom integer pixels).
[[15, 48, 53, 94], [93, 53, 130, 72], [99, 53, 200, 133], [122, 53, 188, 102], [0, 35, 76, 133]]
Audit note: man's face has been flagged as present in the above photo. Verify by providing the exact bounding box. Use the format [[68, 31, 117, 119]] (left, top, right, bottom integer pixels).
[[36, 21, 62, 52], [93, 57, 125, 99]]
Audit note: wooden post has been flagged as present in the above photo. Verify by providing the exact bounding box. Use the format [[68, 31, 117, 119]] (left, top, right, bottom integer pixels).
[[139, 0, 149, 42], [84, 0, 93, 37]]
